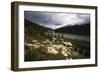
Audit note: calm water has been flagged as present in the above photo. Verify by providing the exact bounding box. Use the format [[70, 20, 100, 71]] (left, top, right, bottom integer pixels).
[[55, 33, 90, 42]]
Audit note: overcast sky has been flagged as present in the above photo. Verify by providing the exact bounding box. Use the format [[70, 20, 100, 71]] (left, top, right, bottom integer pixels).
[[24, 11, 90, 29]]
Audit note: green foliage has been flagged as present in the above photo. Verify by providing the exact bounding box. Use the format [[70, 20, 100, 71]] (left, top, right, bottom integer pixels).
[[24, 19, 90, 61]]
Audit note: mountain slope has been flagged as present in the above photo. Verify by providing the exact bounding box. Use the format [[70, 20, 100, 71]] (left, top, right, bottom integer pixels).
[[24, 19, 50, 42], [55, 24, 90, 36]]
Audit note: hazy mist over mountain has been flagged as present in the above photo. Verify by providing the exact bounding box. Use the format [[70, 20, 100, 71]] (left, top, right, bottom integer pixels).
[[24, 11, 90, 30]]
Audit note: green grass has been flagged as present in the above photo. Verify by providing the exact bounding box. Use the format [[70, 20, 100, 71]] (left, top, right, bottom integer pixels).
[[24, 19, 90, 61]]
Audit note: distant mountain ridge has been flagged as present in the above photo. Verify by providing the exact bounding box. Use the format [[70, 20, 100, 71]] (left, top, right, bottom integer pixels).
[[25, 19, 90, 36], [55, 23, 90, 36]]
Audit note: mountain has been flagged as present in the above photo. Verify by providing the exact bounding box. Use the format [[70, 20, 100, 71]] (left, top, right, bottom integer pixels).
[[55, 23, 90, 36], [24, 19, 50, 42]]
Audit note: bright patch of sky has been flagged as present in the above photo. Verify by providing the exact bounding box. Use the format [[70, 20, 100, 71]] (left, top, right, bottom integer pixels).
[[24, 11, 90, 30]]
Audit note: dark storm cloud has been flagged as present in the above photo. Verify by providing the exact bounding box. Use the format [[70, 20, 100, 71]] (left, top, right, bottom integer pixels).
[[24, 11, 90, 29]]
